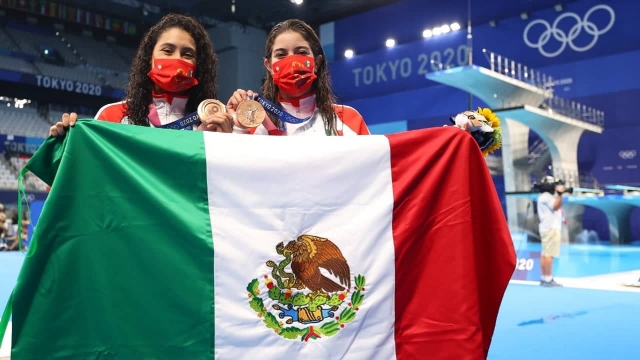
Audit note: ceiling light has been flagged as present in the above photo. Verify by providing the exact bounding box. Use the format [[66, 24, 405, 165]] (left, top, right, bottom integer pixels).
[[440, 24, 450, 33], [291, 0, 303, 4], [422, 29, 433, 38], [432, 27, 442, 36], [385, 38, 396, 48], [450, 22, 461, 31], [344, 49, 354, 58]]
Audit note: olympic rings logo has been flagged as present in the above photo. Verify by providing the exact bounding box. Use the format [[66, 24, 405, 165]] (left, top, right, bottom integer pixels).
[[619, 150, 637, 160], [523, 4, 615, 58], [20, 193, 36, 202]]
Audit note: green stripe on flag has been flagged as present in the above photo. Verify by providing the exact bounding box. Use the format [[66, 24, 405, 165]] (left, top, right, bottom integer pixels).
[[10, 120, 215, 359]]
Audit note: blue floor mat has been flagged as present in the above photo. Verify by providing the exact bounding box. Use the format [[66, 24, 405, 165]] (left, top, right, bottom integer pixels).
[[0, 252, 23, 309], [488, 284, 640, 360], [2, 252, 639, 359]]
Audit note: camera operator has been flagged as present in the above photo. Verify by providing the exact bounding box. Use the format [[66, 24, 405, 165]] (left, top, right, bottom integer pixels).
[[536, 176, 565, 287]]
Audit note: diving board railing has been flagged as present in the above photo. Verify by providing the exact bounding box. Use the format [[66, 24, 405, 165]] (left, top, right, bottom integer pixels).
[[481, 49, 605, 128], [505, 189, 638, 245], [529, 138, 549, 165], [505, 187, 604, 198], [532, 168, 601, 190], [483, 49, 553, 90], [571, 187, 605, 196], [605, 185, 640, 195]]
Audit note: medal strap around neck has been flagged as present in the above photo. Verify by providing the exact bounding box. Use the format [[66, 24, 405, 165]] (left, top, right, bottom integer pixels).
[[253, 95, 337, 136], [147, 104, 199, 130], [254, 95, 314, 132]]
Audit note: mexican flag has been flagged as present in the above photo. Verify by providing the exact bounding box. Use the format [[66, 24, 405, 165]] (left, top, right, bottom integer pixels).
[[0, 120, 515, 359]]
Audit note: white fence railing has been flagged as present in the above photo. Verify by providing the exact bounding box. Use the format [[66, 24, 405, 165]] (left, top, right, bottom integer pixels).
[[481, 49, 605, 128]]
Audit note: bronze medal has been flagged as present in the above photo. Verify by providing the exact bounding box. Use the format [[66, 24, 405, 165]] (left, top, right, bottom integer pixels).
[[236, 100, 266, 128], [197, 99, 226, 120]]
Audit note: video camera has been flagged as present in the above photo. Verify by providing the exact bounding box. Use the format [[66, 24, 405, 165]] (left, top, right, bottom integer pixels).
[[532, 176, 574, 194]]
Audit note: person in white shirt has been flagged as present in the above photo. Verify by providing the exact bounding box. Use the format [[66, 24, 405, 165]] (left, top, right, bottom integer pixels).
[[536, 176, 565, 287]]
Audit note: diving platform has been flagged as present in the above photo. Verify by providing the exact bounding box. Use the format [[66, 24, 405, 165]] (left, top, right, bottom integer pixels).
[[425, 65, 605, 133], [426, 54, 606, 239], [495, 105, 603, 177], [605, 185, 640, 195], [425, 65, 551, 109], [507, 192, 640, 245], [495, 105, 603, 135]]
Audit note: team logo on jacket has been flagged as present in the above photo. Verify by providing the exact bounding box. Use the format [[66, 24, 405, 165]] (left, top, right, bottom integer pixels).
[[246, 235, 366, 342]]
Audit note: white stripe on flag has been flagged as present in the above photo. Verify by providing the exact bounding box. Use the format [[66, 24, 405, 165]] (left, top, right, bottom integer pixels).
[[0, 321, 10, 360], [205, 133, 397, 359]]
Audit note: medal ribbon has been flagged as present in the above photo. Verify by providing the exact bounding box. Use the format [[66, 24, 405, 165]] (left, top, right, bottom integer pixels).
[[147, 104, 200, 130], [253, 95, 313, 132], [146, 96, 330, 134]]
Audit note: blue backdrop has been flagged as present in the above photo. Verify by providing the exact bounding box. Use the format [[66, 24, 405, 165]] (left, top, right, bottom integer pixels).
[[1, 134, 45, 155], [0, 69, 125, 99], [322, 0, 640, 242], [325, 0, 635, 101]]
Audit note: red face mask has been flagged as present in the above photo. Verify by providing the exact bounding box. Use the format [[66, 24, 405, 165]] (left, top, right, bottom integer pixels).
[[271, 55, 317, 97], [147, 58, 198, 93]]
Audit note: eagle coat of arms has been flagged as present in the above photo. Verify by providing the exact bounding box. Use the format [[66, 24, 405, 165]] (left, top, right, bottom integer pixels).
[[246, 235, 367, 342]]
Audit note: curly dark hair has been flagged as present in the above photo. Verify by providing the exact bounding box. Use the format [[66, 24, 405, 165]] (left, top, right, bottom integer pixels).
[[124, 13, 218, 126], [261, 19, 340, 135]]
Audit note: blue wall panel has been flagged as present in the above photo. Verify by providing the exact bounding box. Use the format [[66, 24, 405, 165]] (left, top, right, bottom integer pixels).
[[331, 0, 593, 57], [330, 0, 640, 242], [329, 0, 638, 102], [367, 121, 408, 135]]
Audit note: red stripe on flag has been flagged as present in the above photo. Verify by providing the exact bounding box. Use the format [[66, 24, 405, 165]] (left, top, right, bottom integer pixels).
[[387, 128, 515, 359]]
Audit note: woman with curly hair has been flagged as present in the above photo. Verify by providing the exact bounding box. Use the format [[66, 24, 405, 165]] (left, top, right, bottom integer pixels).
[[50, 13, 232, 136], [227, 19, 369, 136]]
